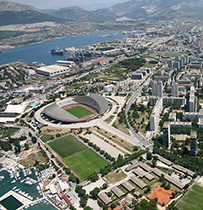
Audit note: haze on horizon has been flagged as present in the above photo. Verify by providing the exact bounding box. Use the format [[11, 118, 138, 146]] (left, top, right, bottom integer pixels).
[[1, 0, 128, 10]]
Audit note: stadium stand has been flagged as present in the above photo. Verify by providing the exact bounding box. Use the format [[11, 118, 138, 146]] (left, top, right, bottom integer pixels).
[[43, 94, 108, 123]]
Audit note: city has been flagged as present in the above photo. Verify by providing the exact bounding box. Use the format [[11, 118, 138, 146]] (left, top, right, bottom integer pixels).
[[1, 1, 203, 210]]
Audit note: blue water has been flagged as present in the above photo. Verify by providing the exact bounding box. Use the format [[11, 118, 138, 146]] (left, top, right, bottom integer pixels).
[[31, 103, 40, 107], [0, 169, 41, 200], [0, 30, 136, 65], [22, 199, 57, 210]]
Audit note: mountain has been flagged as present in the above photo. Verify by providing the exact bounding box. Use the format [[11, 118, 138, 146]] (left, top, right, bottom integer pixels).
[[0, 1, 64, 26], [1, 0, 203, 26], [107, 0, 203, 19]]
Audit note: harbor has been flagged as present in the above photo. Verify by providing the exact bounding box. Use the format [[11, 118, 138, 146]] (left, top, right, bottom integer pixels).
[[0, 168, 57, 210]]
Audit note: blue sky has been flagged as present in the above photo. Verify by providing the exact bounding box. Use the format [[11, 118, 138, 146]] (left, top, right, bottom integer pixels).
[[9, 0, 128, 10]]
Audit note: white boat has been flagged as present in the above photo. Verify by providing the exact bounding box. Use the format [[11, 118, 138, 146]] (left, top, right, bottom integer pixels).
[[11, 180, 16, 183]]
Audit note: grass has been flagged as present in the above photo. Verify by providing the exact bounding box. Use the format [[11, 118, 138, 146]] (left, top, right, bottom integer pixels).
[[118, 185, 128, 194], [112, 118, 130, 135], [66, 106, 93, 118], [104, 170, 127, 184], [63, 149, 108, 180], [40, 135, 53, 142], [177, 185, 203, 210], [104, 115, 115, 124], [0, 127, 19, 137], [48, 135, 86, 158]]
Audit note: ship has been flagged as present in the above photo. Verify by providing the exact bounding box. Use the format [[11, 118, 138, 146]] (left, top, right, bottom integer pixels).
[[51, 49, 64, 55]]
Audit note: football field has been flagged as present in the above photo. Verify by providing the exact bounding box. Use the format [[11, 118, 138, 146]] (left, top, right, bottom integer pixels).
[[48, 135, 86, 158], [63, 149, 108, 180], [65, 105, 93, 118], [177, 184, 203, 210]]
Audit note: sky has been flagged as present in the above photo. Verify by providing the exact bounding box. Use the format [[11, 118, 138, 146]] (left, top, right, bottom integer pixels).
[[6, 0, 129, 10]]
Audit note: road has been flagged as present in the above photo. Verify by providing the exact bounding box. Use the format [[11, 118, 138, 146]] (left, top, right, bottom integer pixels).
[[125, 77, 153, 151]]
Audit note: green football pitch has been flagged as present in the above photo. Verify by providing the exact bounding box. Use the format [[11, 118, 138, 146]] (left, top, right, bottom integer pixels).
[[48, 135, 86, 158], [63, 149, 108, 180], [66, 106, 93, 118], [177, 184, 203, 210]]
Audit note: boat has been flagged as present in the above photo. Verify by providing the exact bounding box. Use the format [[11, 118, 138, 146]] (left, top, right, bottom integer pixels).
[[51, 49, 64, 55]]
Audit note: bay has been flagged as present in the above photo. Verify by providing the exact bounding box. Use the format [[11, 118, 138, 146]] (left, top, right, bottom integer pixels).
[[0, 30, 136, 66]]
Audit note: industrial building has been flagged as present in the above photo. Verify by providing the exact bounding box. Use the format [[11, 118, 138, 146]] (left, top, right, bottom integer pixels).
[[35, 65, 69, 77]]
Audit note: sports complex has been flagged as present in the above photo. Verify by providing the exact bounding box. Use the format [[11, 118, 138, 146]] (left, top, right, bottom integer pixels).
[[42, 94, 108, 124]]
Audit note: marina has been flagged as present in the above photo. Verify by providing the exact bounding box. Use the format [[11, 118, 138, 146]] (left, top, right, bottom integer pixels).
[[0, 168, 46, 209]]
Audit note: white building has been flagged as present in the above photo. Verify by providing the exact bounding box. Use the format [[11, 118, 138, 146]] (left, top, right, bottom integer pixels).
[[35, 65, 69, 77], [150, 97, 163, 132]]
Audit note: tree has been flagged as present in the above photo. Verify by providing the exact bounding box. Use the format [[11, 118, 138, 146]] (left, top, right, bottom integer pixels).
[[133, 146, 139, 151], [110, 203, 117, 209], [147, 152, 152, 160], [31, 136, 37, 144], [171, 192, 175, 198], [90, 187, 100, 200], [107, 192, 112, 197], [165, 183, 171, 190], [102, 183, 108, 189], [88, 172, 98, 182], [24, 143, 29, 150]]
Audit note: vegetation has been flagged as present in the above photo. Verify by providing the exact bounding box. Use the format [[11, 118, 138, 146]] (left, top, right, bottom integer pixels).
[[63, 149, 108, 180], [177, 184, 203, 210], [48, 135, 86, 158], [66, 106, 93, 118]]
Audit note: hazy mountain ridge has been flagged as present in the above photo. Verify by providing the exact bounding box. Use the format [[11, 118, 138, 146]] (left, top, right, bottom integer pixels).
[[1, 0, 203, 26]]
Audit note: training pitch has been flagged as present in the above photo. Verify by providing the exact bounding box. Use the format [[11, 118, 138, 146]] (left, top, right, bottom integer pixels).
[[65, 106, 93, 118], [63, 149, 108, 180], [177, 184, 203, 210], [48, 135, 86, 158]]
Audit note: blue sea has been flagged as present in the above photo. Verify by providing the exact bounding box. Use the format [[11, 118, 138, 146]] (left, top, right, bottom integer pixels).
[[0, 30, 136, 65]]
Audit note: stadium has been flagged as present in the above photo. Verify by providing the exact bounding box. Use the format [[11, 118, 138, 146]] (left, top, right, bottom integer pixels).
[[43, 94, 108, 123]]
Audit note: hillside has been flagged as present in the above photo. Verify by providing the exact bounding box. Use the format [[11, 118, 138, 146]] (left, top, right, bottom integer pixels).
[[1, 0, 203, 26], [0, 1, 64, 26]]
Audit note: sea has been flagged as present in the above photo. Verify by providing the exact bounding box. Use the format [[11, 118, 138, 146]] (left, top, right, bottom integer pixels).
[[0, 30, 137, 66]]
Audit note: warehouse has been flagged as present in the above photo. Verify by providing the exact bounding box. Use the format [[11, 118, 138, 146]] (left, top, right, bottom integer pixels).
[[35, 65, 69, 77]]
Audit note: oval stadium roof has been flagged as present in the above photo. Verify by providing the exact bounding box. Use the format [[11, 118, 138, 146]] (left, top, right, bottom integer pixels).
[[43, 95, 108, 123]]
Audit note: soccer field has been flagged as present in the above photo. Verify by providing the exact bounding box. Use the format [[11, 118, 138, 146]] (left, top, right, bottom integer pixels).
[[63, 149, 108, 180], [48, 135, 86, 158], [177, 184, 203, 210], [66, 106, 93, 118]]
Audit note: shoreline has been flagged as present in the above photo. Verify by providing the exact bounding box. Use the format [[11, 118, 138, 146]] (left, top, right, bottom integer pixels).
[[0, 29, 119, 51]]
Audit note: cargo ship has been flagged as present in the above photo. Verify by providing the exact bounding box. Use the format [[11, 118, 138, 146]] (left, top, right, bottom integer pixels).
[[51, 49, 64, 55]]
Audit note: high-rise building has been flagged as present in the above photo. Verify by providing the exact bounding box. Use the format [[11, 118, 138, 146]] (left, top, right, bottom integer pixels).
[[172, 82, 179, 97], [178, 59, 183, 68], [174, 62, 180, 69], [189, 86, 195, 112], [185, 55, 189, 64], [151, 80, 156, 95], [158, 81, 163, 97], [163, 122, 171, 148], [190, 130, 197, 156], [168, 60, 173, 68], [175, 56, 180, 61]]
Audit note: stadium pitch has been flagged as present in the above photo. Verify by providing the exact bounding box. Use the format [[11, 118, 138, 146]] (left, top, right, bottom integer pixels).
[[65, 106, 93, 118]]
